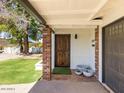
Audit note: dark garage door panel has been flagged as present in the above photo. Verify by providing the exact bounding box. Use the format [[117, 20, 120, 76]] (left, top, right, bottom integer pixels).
[[103, 17, 124, 93]]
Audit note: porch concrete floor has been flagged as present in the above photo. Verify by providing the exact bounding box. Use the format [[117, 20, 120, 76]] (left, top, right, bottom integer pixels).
[[29, 80, 109, 93]]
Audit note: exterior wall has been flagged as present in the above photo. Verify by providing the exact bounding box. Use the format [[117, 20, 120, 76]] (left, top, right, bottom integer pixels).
[[54, 29, 95, 70]]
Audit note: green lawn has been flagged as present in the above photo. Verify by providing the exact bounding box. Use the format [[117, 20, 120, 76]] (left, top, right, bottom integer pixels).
[[0, 58, 42, 84]]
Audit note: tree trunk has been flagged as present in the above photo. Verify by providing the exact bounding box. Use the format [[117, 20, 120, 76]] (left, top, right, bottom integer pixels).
[[19, 39, 23, 53], [23, 33, 29, 55]]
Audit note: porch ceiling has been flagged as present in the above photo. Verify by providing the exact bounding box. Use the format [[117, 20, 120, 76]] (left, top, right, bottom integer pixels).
[[28, 0, 108, 29]]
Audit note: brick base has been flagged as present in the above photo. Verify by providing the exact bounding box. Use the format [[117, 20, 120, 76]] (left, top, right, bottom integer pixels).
[[95, 26, 99, 79], [43, 27, 52, 80]]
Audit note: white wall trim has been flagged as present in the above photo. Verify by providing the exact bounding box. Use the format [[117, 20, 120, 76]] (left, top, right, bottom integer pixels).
[[102, 83, 115, 93], [51, 33, 55, 70]]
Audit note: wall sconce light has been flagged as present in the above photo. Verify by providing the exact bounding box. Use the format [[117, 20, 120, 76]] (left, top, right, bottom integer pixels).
[[92, 39, 95, 47], [75, 34, 78, 39]]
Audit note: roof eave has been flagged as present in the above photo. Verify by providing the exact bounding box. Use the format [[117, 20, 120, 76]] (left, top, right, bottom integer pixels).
[[17, 0, 46, 25]]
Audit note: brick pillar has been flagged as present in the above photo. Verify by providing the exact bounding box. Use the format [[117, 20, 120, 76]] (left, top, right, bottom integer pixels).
[[43, 27, 51, 80], [95, 26, 99, 79]]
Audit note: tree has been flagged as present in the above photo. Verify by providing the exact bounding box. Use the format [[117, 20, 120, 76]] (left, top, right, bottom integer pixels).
[[3, 0, 30, 54], [0, 17, 25, 53], [1, 0, 42, 54], [29, 18, 38, 40]]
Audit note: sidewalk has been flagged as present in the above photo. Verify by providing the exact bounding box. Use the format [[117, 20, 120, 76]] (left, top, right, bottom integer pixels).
[[0, 82, 35, 93], [0, 53, 20, 61], [0, 53, 42, 61]]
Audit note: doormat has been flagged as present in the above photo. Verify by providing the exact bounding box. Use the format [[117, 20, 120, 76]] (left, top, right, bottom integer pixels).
[[53, 67, 71, 75]]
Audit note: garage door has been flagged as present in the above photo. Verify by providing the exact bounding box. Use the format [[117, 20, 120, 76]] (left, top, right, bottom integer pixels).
[[103, 17, 124, 93]]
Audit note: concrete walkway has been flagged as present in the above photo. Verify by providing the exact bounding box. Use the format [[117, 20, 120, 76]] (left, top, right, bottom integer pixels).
[[29, 80, 109, 93], [0, 53, 42, 61], [0, 82, 35, 93], [0, 53, 20, 61]]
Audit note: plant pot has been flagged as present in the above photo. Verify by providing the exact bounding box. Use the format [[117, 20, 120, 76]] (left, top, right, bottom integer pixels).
[[83, 70, 94, 77], [74, 69, 83, 75]]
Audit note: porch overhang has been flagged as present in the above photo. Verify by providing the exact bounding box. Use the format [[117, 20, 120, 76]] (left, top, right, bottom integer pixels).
[[27, 0, 109, 29]]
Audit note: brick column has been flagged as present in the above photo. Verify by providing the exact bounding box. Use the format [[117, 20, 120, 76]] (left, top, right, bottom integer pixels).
[[95, 26, 99, 79], [43, 26, 52, 80]]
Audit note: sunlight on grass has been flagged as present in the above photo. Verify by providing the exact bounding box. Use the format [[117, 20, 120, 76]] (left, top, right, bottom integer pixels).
[[0, 58, 42, 84]]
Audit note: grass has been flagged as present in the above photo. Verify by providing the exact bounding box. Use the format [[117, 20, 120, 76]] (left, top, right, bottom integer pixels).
[[53, 67, 71, 75], [0, 58, 42, 84]]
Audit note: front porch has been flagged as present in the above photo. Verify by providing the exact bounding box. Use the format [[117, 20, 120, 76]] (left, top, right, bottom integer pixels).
[[42, 26, 99, 80]]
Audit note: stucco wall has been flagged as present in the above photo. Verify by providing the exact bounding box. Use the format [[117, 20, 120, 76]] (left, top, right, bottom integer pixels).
[[52, 28, 95, 70]]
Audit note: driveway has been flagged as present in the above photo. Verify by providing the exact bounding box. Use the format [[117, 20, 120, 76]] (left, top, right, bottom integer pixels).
[[29, 80, 109, 93]]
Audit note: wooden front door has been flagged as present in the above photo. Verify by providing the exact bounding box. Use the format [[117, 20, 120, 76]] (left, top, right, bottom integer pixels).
[[55, 34, 70, 67]]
